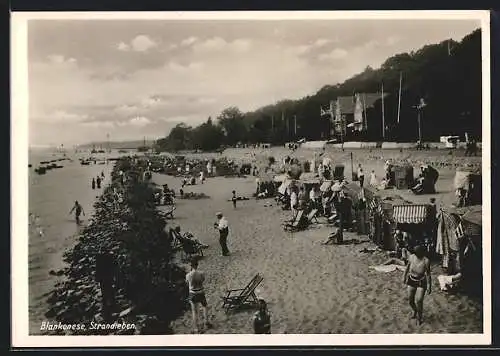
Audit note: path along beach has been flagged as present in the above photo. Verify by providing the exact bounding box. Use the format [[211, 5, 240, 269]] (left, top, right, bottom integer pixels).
[[152, 146, 483, 334]]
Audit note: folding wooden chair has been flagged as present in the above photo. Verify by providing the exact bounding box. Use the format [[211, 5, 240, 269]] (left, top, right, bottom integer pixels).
[[306, 209, 319, 224], [221, 274, 264, 313]]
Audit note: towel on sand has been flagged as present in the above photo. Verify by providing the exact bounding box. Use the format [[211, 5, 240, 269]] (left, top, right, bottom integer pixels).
[[369, 265, 406, 273]]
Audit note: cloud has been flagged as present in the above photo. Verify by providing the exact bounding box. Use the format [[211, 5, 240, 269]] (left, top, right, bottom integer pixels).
[[192, 37, 252, 53], [47, 54, 77, 65], [128, 116, 152, 127], [180, 36, 198, 46], [117, 42, 130, 51], [318, 48, 348, 61], [314, 38, 332, 47], [80, 120, 115, 128], [117, 35, 158, 52], [167, 61, 204, 73], [34, 109, 88, 123]]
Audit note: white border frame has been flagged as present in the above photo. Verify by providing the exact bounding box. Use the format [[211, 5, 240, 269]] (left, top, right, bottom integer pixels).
[[11, 10, 491, 347]]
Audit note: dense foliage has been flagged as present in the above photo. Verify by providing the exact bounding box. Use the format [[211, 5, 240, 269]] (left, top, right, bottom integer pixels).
[[156, 29, 481, 152], [45, 157, 188, 335]]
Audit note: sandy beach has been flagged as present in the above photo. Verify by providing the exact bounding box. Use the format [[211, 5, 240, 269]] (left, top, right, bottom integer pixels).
[[151, 147, 483, 334]]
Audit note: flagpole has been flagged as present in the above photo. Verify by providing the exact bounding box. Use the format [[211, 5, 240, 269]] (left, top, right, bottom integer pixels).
[[363, 93, 367, 131], [381, 82, 385, 140], [397, 72, 402, 125], [294, 115, 297, 137]]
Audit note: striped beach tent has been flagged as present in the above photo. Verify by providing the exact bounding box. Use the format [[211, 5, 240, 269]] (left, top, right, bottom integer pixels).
[[392, 204, 428, 224]]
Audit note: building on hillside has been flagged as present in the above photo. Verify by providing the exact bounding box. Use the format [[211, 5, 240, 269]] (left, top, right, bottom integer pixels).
[[331, 92, 388, 138]]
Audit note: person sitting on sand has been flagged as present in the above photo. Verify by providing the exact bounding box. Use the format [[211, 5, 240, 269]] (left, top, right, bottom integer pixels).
[[69, 201, 85, 224], [253, 299, 271, 334], [186, 259, 212, 333], [403, 245, 431, 325], [321, 228, 342, 245]]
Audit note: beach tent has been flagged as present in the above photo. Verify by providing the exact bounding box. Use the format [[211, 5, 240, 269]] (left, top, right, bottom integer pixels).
[[454, 170, 482, 206], [320, 180, 333, 192], [299, 172, 320, 185], [273, 174, 289, 183], [278, 178, 295, 196], [436, 206, 482, 296], [392, 164, 414, 190]]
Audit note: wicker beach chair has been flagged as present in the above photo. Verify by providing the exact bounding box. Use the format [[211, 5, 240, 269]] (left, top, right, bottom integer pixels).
[[221, 273, 264, 313]]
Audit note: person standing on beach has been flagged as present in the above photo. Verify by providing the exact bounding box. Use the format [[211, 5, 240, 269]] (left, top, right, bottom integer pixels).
[[186, 259, 212, 333], [69, 201, 85, 224], [290, 187, 298, 217], [231, 190, 237, 209], [369, 170, 377, 186], [403, 245, 431, 325], [214, 212, 230, 256], [253, 299, 271, 334], [96, 251, 117, 321], [96, 176, 102, 189], [92, 177, 96, 190], [357, 164, 365, 188]]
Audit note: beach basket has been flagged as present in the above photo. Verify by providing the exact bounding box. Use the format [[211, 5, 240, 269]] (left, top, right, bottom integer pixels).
[[333, 165, 344, 181], [393, 165, 414, 189]]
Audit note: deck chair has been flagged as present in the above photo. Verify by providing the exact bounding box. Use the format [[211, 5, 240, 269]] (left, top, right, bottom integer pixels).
[[222, 274, 264, 313], [178, 234, 204, 261], [169, 229, 183, 251], [306, 209, 319, 224], [159, 205, 176, 219], [283, 210, 306, 232]]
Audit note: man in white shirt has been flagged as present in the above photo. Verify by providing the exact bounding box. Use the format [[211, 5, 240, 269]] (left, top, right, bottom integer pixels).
[[214, 212, 230, 256], [186, 259, 212, 333], [290, 188, 298, 217]]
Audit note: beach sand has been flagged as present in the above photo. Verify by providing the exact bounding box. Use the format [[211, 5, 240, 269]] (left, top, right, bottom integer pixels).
[[152, 146, 483, 335]]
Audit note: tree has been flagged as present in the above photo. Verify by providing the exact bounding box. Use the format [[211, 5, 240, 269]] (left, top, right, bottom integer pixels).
[[217, 107, 248, 146]]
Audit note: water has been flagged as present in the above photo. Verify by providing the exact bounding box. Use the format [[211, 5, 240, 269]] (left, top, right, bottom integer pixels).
[[28, 148, 117, 334]]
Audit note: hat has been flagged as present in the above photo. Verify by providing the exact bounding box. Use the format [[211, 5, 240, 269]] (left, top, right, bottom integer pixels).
[[216, 212, 223, 217]]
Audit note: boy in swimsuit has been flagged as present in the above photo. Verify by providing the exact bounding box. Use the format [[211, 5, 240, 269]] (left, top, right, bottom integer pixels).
[[403, 245, 431, 325], [69, 201, 85, 224]]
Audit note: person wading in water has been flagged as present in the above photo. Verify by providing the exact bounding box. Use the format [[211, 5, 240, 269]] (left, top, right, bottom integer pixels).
[[403, 245, 432, 325], [69, 201, 85, 224]]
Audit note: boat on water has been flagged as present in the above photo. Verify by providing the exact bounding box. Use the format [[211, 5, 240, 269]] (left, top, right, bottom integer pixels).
[[34, 167, 47, 175]]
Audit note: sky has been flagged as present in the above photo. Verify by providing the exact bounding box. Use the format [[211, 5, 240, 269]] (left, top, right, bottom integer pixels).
[[27, 18, 480, 147]]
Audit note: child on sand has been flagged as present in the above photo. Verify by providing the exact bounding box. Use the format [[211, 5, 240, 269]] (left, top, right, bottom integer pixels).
[[232, 190, 237, 209], [186, 259, 212, 333]]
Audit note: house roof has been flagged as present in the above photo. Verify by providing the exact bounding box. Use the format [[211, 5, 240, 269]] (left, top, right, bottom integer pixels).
[[335, 93, 389, 114], [335, 97, 356, 114]]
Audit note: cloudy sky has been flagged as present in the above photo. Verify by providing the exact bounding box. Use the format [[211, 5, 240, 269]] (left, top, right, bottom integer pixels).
[[27, 18, 479, 146]]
